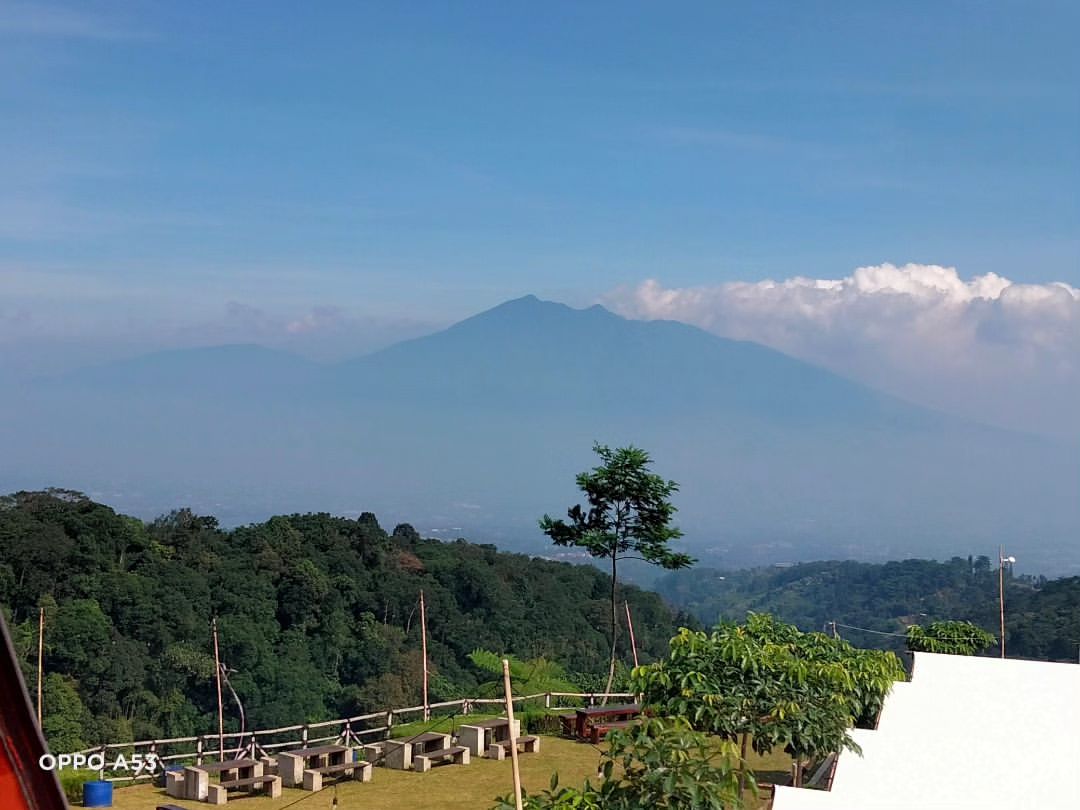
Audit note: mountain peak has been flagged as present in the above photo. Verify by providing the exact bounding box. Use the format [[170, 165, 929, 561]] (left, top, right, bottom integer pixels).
[[461, 295, 615, 326]]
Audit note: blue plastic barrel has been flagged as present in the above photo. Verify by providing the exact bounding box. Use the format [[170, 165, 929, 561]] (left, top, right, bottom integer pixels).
[[83, 780, 113, 808]]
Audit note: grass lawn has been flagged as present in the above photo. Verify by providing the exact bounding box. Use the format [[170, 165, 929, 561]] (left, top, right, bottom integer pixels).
[[105, 735, 793, 810]]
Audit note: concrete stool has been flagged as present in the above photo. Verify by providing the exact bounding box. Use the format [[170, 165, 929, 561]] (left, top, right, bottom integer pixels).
[[265, 774, 282, 798], [207, 783, 227, 805], [183, 767, 208, 801], [164, 770, 185, 798], [276, 752, 304, 787]]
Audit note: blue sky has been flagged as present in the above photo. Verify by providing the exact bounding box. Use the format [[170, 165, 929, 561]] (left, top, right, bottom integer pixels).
[[1, 1, 1077, 373]]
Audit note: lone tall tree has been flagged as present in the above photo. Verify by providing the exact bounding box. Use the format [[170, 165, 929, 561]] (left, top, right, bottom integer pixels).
[[540, 444, 694, 698]]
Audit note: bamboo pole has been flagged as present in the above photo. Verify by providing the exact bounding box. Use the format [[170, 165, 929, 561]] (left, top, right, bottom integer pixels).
[[502, 659, 524, 810], [624, 601, 639, 669], [420, 590, 429, 721], [36, 606, 44, 726], [212, 617, 225, 761]]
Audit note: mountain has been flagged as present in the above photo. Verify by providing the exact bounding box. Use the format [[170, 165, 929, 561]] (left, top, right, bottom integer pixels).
[[2, 296, 1076, 571], [335, 295, 922, 424]]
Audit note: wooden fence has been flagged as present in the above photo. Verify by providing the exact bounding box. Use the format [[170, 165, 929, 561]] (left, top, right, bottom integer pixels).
[[78, 691, 635, 782]]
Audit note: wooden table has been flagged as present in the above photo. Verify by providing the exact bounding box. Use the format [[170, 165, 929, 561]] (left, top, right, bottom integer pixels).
[[574, 703, 641, 740]]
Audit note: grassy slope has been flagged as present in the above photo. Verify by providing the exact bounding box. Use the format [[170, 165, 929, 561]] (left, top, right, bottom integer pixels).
[[106, 735, 791, 810]]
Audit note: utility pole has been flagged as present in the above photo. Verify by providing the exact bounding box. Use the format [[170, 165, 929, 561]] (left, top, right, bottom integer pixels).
[[420, 590, 429, 721], [998, 547, 1015, 659], [212, 617, 225, 761], [36, 607, 44, 727]]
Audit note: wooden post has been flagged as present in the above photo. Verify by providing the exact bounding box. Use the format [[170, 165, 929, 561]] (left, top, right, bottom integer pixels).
[[36, 606, 44, 727], [502, 659, 524, 810], [212, 617, 225, 761], [420, 590, 430, 721], [624, 601, 639, 669]]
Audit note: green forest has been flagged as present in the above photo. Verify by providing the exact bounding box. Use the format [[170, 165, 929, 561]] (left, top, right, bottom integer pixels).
[[0, 489, 691, 752], [656, 558, 1080, 662]]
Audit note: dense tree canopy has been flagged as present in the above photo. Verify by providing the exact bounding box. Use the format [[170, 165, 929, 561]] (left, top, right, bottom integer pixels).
[[632, 614, 905, 785], [0, 490, 691, 750], [655, 558, 1074, 661]]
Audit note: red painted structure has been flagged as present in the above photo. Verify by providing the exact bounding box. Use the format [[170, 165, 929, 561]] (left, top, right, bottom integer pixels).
[[0, 613, 67, 810]]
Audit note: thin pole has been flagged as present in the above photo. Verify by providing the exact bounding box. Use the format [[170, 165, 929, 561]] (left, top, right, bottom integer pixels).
[[501, 658, 524, 810], [420, 590, 429, 721], [624, 601, 639, 669], [36, 607, 44, 726], [999, 546, 1006, 659], [212, 617, 225, 760]]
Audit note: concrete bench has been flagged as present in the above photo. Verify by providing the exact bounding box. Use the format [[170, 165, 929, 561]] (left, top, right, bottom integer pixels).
[[218, 774, 282, 799], [487, 735, 540, 760], [302, 761, 373, 791], [413, 745, 469, 773]]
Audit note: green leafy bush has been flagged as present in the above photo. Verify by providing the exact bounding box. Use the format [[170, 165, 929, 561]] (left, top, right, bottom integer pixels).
[[518, 709, 567, 736], [905, 621, 996, 655], [57, 769, 98, 804], [493, 717, 745, 809]]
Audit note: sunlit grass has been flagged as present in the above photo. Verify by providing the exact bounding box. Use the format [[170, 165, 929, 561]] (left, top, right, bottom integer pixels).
[[106, 734, 793, 810]]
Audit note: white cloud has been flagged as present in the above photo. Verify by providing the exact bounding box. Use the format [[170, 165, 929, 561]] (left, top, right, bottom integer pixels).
[[285, 306, 347, 335], [604, 264, 1080, 437]]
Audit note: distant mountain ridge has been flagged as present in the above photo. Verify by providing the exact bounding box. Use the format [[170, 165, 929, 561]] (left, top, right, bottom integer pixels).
[[3, 296, 1077, 571]]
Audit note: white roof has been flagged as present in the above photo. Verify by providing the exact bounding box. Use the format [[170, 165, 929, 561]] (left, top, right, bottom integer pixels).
[[771, 652, 1080, 810]]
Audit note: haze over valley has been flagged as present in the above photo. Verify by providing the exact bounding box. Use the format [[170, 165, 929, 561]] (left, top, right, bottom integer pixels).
[[4, 295, 1075, 575]]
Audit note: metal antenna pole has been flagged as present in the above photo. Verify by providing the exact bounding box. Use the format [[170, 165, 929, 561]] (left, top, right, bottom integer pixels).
[[998, 547, 1006, 659]]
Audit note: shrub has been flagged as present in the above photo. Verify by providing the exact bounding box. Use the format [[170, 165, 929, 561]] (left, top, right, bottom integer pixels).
[[518, 709, 565, 736], [57, 769, 98, 804], [493, 717, 746, 809]]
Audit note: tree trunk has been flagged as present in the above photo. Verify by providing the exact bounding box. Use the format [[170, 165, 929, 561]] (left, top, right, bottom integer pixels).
[[738, 732, 749, 795], [602, 554, 618, 705]]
